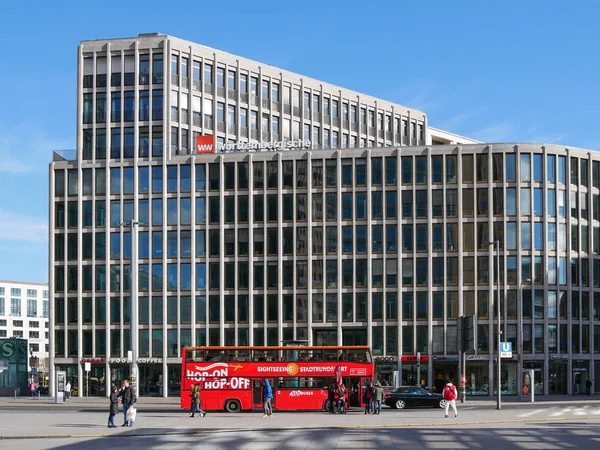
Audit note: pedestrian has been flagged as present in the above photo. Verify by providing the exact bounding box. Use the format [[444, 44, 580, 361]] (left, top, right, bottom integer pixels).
[[328, 383, 336, 414], [586, 379, 592, 396], [364, 383, 373, 414], [119, 379, 137, 427], [108, 385, 119, 428], [443, 380, 458, 418], [30, 382, 39, 399], [373, 382, 384, 415], [263, 379, 273, 418], [189, 384, 207, 418], [65, 381, 71, 401], [337, 383, 347, 414]]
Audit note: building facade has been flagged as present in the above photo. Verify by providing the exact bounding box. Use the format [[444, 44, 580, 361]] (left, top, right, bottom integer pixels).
[[49, 33, 599, 398], [0, 281, 50, 378]]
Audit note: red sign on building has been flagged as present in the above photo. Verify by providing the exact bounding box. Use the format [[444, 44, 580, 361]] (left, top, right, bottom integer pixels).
[[195, 135, 215, 154], [80, 358, 105, 364], [401, 355, 429, 363]]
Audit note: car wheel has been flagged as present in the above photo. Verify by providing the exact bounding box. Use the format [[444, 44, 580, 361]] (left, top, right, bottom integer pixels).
[[395, 399, 406, 409], [224, 399, 241, 413], [438, 399, 446, 409]]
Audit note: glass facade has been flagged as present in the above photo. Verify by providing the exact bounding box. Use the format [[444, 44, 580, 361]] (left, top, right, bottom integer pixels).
[[52, 35, 600, 398]]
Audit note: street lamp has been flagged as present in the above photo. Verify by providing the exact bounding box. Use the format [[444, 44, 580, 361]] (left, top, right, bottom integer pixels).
[[489, 240, 501, 410]]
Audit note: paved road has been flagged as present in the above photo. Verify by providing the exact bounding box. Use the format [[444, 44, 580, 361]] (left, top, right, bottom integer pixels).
[[2, 420, 600, 449], [1, 402, 599, 449]]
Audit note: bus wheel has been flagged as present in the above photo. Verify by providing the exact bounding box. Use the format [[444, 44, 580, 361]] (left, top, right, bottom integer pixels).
[[224, 399, 241, 413]]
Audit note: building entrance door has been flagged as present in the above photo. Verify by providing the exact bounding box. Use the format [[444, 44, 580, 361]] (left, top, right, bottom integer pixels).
[[549, 362, 567, 395], [433, 364, 458, 394]]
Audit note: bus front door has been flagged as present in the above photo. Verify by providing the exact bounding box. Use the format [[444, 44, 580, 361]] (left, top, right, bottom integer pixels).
[[252, 378, 275, 410]]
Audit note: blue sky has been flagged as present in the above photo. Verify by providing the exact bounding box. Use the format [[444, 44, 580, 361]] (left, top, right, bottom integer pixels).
[[0, 0, 598, 283]]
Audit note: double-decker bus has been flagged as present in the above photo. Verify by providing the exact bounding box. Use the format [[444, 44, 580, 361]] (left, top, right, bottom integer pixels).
[[180, 346, 374, 413]]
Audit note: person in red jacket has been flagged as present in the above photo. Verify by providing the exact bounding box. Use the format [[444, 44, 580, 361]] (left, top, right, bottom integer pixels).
[[443, 381, 458, 418]]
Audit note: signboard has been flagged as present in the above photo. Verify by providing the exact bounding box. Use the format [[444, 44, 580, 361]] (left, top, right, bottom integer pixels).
[[549, 354, 568, 360], [84, 362, 91, 372], [81, 358, 105, 364], [466, 354, 489, 361], [432, 355, 460, 362], [137, 358, 163, 364], [195, 134, 312, 154], [0, 359, 8, 372], [522, 369, 535, 402], [0, 339, 27, 363], [373, 356, 397, 363], [401, 355, 430, 363], [500, 342, 513, 359]]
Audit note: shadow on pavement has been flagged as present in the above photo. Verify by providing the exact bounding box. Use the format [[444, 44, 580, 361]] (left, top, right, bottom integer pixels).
[[44, 423, 600, 449]]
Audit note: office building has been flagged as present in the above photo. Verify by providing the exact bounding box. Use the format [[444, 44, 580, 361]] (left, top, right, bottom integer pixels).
[[49, 33, 599, 398], [0, 281, 50, 379]]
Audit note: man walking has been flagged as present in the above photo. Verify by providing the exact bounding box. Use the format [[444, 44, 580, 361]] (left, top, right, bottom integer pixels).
[[372, 382, 384, 415], [443, 380, 458, 418], [120, 380, 137, 427], [586, 379, 592, 396], [263, 379, 273, 418]]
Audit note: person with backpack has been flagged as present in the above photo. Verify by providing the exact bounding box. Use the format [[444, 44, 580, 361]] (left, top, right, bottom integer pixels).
[[443, 380, 458, 418], [337, 383, 347, 414]]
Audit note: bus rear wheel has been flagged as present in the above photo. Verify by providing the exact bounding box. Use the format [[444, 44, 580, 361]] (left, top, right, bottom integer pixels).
[[224, 399, 241, 413]]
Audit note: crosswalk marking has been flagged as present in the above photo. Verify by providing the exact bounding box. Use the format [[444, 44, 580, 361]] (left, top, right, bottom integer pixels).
[[517, 406, 600, 418], [519, 409, 544, 417]]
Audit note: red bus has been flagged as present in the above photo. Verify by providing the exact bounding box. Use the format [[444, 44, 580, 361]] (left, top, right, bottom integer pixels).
[[180, 346, 374, 413]]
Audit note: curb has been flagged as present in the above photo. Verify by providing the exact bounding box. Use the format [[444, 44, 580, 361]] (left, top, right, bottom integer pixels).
[[2, 415, 600, 440]]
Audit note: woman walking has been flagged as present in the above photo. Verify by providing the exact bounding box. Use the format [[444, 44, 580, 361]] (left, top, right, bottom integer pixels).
[[189, 384, 207, 418]]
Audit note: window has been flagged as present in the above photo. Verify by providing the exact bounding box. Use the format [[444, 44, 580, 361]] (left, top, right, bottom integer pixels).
[[11, 298, 21, 317], [27, 299, 37, 318]]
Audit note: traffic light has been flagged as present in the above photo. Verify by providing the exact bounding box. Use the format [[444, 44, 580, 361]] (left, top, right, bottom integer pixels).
[[458, 315, 475, 352]]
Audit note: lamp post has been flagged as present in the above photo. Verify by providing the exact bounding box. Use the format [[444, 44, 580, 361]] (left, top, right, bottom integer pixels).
[[489, 240, 501, 410]]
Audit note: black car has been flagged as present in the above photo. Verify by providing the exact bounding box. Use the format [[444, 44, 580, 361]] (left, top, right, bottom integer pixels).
[[384, 386, 446, 409]]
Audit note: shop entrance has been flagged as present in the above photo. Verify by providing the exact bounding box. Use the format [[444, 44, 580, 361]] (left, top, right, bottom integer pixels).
[[82, 366, 106, 397], [549, 362, 567, 395], [433, 364, 458, 394], [402, 364, 428, 389], [139, 365, 162, 396], [374, 364, 397, 388], [572, 362, 589, 395], [110, 365, 130, 389]]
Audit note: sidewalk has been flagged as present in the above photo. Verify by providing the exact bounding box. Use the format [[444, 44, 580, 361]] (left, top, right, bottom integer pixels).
[[0, 394, 598, 409]]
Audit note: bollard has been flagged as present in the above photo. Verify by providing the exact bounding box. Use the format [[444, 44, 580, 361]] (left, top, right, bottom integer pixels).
[[14, 389, 17, 400]]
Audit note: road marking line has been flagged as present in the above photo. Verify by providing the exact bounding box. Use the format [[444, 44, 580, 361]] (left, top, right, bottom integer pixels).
[[518, 409, 544, 418]]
